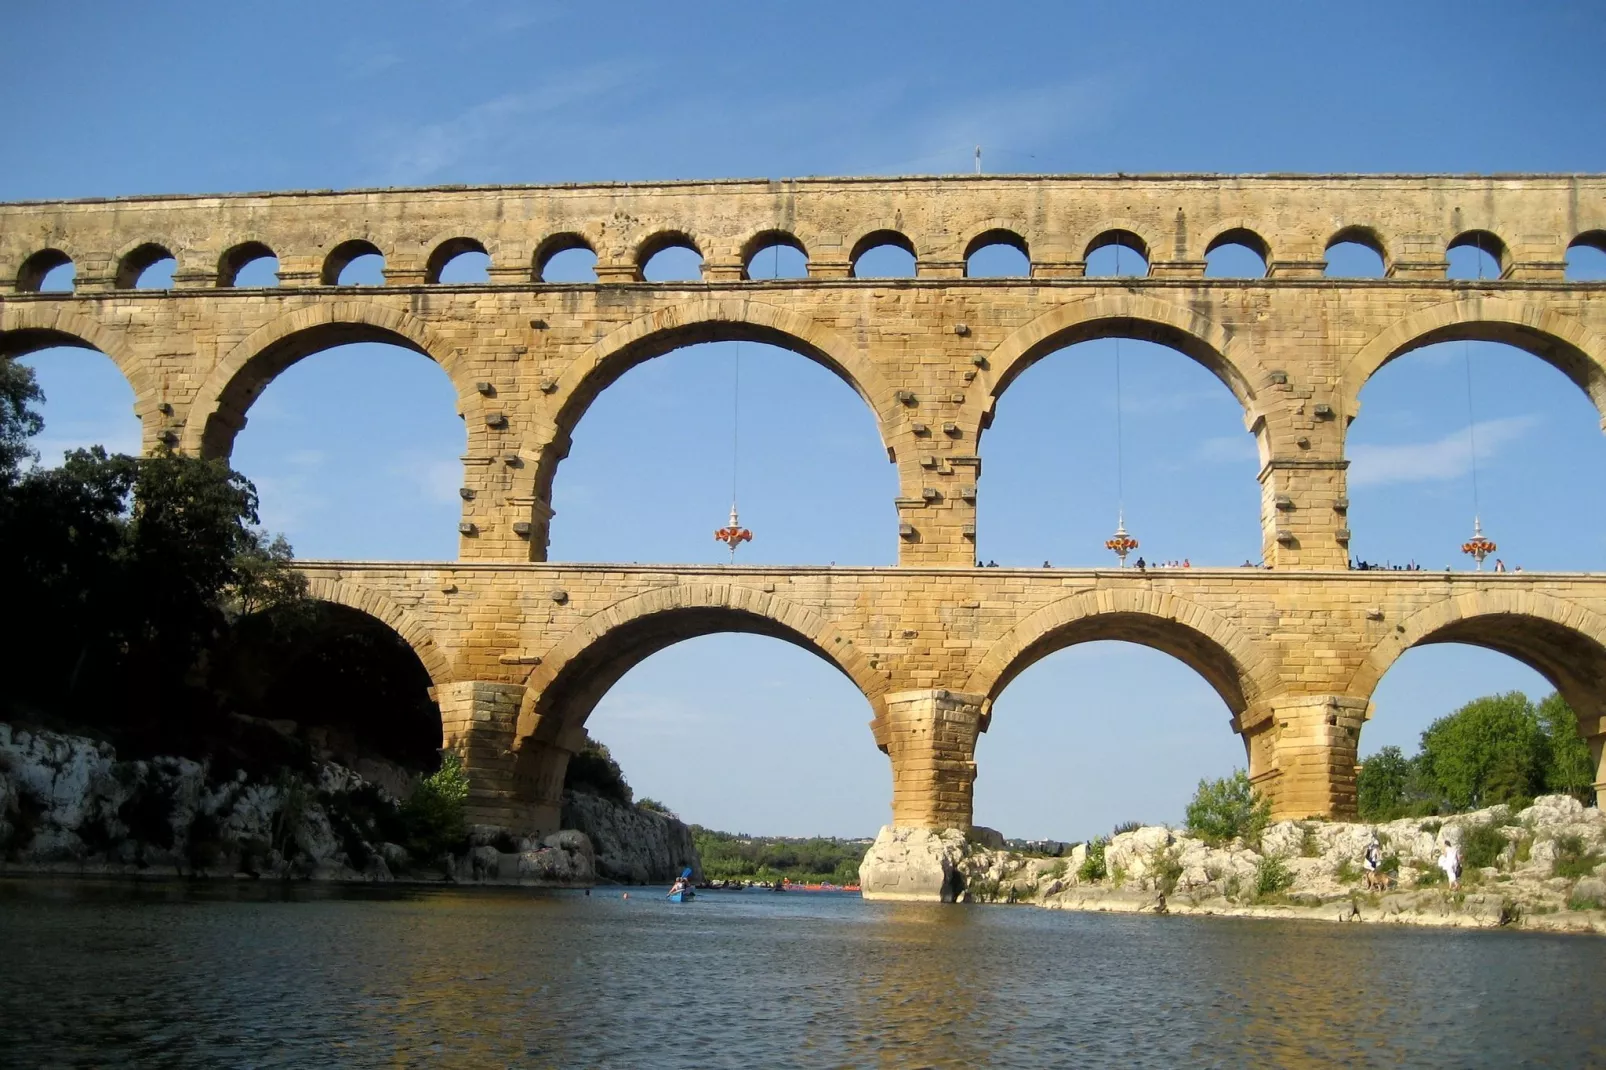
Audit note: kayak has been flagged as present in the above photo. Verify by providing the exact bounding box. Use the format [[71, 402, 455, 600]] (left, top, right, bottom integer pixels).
[[668, 888, 695, 903]]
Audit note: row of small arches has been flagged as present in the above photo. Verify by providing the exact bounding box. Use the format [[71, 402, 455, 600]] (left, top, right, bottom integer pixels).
[[15, 227, 1606, 293]]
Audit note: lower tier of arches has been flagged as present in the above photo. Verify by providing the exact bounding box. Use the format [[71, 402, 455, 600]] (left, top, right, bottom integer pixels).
[[293, 563, 1606, 838]]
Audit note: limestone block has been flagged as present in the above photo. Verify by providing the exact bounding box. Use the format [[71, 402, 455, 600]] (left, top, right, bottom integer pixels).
[[859, 825, 969, 902]]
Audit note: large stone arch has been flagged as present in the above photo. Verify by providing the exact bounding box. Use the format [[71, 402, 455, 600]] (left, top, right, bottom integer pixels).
[[534, 296, 898, 503], [300, 574, 453, 688], [981, 292, 1260, 438], [1348, 588, 1606, 719], [181, 300, 474, 458], [963, 587, 1270, 724], [514, 581, 885, 745], [0, 303, 153, 445], [1343, 297, 1606, 428]]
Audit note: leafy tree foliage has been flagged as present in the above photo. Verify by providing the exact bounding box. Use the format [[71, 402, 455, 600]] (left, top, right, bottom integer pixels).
[[563, 740, 634, 806], [1358, 690, 1597, 820], [400, 751, 470, 865], [691, 827, 868, 884], [0, 355, 44, 480], [1185, 769, 1271, 846]]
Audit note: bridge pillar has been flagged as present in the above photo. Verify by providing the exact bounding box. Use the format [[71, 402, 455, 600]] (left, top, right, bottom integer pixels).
[[436, 681, 542, 831], [874, 688, 986, 828], [1242, 694, 1369, 819], [1259, 458, 1351, 569]]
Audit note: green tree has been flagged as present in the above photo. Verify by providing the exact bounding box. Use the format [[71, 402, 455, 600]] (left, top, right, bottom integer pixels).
[[1356, 745, 1417, 821], [1418, 692, 1546, 810], [1537, 693, 1596, 802], [1185, 770, 1271, 846], [0, 356, 44, 482], [400, 751, 470, 865]]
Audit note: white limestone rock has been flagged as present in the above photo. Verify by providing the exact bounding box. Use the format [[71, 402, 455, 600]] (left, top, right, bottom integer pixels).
[[859, 826, 969, 902]]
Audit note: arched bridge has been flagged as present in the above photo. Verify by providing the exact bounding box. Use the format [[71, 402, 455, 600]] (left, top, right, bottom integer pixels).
[[3, 174, 1603, 835]]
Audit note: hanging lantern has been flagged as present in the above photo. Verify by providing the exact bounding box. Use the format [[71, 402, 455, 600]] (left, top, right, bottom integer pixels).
[[1461, 517, 1496, 570], [1105, 515, 1139, 567], [714, 504, 753, 559]]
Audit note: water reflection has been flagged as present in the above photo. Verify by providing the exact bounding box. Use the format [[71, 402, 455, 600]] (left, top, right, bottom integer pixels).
[[0, 881, 1601, 1068]]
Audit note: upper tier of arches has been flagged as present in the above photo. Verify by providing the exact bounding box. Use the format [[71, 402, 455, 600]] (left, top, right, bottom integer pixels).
[[11, 180, 1605, 292]]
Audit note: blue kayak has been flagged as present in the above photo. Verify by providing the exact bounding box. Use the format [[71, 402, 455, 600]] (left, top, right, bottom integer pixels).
[[667, 888, 695, 903]]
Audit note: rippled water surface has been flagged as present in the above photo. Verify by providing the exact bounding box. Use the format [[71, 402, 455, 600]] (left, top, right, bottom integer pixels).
[[2, 880, 1602, 1068]]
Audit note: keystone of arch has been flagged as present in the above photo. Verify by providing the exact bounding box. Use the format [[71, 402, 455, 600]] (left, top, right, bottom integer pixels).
[[1346, 588, 1606, 704], [514, 581, 886, 744], [962, 586, 1269, 718], [983, 292, 1257, 422], [548, 296, 899, 446], [301, 574, 453, 688], [1344, 297, 1606, 428], [180, 299, 475, 454]]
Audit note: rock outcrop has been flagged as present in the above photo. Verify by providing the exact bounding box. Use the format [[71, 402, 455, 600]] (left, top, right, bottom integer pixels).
[[859, 826, 970, 901], [949, 796, 1606, 933], [0, 723, 605, 886], [559, 791, 700, 883]]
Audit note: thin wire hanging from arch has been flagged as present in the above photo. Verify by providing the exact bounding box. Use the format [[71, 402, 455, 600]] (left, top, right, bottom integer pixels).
[[714, 338, 753, 562], [1104, 240, 1139, 567], [1460, 233, 1497, 570]]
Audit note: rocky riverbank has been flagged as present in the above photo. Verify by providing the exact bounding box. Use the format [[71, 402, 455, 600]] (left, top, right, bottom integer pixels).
[[0, 723, 696, 887], [860, 796, 1606, 934]]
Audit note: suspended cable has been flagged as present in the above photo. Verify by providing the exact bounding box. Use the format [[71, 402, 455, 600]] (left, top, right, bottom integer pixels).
[[1104, 240, 1139, 566], [714, 338, 753, 561], [1459, 232, 1497, 569]]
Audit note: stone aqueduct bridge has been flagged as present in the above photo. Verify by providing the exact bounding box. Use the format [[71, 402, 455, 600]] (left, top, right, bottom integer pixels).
[[3, 175, 1606, 836]]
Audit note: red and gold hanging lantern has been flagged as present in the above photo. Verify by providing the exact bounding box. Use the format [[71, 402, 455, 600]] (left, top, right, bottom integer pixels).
[[715, 504, 753, 559], [1461, 517, 1496, 571], [1105, 516, 1139, 567]]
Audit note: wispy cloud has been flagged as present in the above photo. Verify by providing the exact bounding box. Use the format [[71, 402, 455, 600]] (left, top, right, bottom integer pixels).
[[1348, 416, 1537, 488], [373, 62, 644, 181], [1194, 434, 1259, 464], [390, 455, 461, 505]]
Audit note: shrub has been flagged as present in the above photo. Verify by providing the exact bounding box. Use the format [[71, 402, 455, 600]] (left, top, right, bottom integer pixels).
[[1185, 770, 1270, 847], [1254, 856, 1294, 897], [1379, 853, 1401, 877], [1414, 865, 1446, 887], [1568, 891, 1604, 912], [1460, 822, 1508, 870], [1335, 859, 1360, 884], [399, 752, 470, 868], [1552, 834, 1604, 880], [1151, 848, 1184, 896], [1112, 820, 1142, 836], [1299, 824, 1322, 858], [1044, 858, 1067, 880], [562, 739, 633, 806], [1077, 837, 1108, 882], [637, 797, 675, 817], [1418, 819, 1442, 836]]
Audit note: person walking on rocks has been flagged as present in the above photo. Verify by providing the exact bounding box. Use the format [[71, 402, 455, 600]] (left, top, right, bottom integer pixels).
[[1438, 841, 1461, 890]]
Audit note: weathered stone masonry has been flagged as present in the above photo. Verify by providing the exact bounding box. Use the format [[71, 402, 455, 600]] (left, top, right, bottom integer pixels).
[[3, 175, 1604, 836]]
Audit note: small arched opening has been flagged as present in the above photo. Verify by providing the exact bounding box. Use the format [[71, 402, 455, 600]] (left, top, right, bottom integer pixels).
[[426, 237, 490, 284], [115, 243, 176, 290], [15, 249, 75, 293], [322, 240, 386, 286], [1566, 232, 1606, 282], [1447, 230, 1507, 281], [1084, 230, 1149, 277], [850, 230, 916, 279], [534, 233, 597, 283], [1204, 228, 1269, 279], [638, 232, 703, 282], [1324, 227, 1388, 278], [218, 242, 279, 288], [742, 231, 808, 280], [964, 230, 1030, 278]]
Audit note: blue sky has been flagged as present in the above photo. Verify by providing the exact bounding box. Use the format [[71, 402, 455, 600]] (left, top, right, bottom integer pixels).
[[8, 2, 1606, 839]]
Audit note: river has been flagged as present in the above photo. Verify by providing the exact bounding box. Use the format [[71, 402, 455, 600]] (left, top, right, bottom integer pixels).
[[1, 879, 1601, 1068]]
